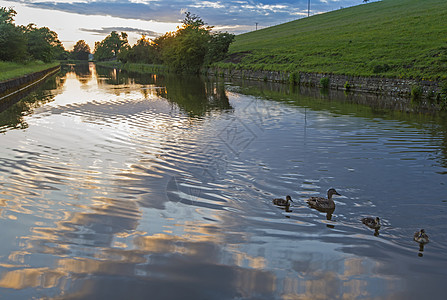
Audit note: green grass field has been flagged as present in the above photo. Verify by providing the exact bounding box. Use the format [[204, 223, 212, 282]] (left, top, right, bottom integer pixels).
[[216, 0, 447, 80], [0, 61, 60, 82]]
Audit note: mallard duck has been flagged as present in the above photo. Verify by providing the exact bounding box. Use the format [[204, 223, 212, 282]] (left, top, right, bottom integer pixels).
[[306, 188, 341, 210], [361, 217, 381, 230], [272, 195, 293, 206], [414, 229, 429, 244]]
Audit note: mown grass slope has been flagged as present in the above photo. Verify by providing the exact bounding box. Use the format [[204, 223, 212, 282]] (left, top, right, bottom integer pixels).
[[216, 0, 447, 80], [0, 61, 59, 82]]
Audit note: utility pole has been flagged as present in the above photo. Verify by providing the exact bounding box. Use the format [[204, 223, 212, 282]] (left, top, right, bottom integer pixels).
[[308, 0, 310, 17]]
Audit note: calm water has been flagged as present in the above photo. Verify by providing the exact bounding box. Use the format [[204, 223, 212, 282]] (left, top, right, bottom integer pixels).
[[0, 63, 446, 299]]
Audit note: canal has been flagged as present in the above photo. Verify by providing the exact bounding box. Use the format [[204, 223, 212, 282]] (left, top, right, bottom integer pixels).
[[0, 63, 446, 299]]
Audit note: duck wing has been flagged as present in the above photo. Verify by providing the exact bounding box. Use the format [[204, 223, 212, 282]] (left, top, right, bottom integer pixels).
[[272, 198, 287, 206], [362, 218, 380, 229], [305, 196, 317, 206], [307, 197, 333, 209]]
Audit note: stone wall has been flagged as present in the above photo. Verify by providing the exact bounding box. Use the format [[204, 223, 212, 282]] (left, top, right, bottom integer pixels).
[[207, 67, 440, 99]]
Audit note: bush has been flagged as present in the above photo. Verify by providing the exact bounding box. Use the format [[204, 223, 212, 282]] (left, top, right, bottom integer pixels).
[[372, 63, 391, 74], [320, 77, 330, 89], [441, 80, 447, 95], [344, 81, 351, 90], [411, 85, 423, 100], [289, 71, 300, 85]]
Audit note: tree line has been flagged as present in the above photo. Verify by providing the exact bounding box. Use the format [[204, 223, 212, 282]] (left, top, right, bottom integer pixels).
[[1, 8, 234, 73], [0, 7, 93, 62], [94, 12, 235, 73], [1, 7, 64, 62]]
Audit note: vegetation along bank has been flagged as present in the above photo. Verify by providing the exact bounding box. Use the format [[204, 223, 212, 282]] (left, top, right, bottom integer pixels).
[[211, 0, 447, 102], [2, 0, 447, 106]]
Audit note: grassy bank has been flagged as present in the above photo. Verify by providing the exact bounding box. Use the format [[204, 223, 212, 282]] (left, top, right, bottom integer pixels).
[[215, 0, 447, 81], [0, 61, 60, 82]]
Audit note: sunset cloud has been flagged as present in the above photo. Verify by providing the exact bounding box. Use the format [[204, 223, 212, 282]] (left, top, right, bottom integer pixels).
[[5, 0, 371, 26], [0, 0, 376, 49]]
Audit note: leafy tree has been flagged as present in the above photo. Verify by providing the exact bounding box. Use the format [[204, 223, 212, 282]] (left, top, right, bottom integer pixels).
[[120, 35, 156, 64], [151, 33, 174, 64], [0, 7, 65, 62], [24, 24, 63, 62], [94, 31, 129, 61], [204, 32, 235, 65], [161, 12, 213, 73], [110, 12, 235, 73], [0, 7, 27, 61], [72, 40, 91, 60], [0, 6, 15, 23]]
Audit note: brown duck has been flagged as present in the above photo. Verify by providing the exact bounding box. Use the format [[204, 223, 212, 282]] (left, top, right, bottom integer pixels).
[[306, 188, 341, 210], [273, 195, 293, 206]]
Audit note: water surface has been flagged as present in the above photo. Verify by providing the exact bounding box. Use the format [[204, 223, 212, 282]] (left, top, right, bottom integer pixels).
[[0, 63, 446, 299]]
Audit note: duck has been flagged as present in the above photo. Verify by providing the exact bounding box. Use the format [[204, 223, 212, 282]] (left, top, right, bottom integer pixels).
[[413, 229, 429, 244], [272, 195, 293, 206], [306, 188, 341, 210], [361, 217, 381, 230]]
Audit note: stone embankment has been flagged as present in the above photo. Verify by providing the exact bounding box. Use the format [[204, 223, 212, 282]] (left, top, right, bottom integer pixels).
[[0, 65, 60, 99], [207, 68, 440, 99]]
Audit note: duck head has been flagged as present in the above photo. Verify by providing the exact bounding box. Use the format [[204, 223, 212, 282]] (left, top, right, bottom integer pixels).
[[286, 195, 293, 202], [327, 188, 341, 199]]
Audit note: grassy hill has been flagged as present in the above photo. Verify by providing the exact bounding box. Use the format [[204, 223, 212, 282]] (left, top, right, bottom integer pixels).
[[216, 0, 447, 81]]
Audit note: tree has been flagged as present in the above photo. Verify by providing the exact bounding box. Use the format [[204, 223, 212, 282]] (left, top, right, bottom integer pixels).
[[72, 40, 91, 60], [161, 12, 213, 73], [94, 31, 129, 61], [204, 32, 235, 65], [109, 12, 235, 73], [0, 7, 27, 61], [24, 24, 63, 62], [120, 35, 156, 64], [0, 6, 65, 62]]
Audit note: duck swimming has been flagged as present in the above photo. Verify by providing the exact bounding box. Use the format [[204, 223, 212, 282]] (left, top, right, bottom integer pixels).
[[361, 217, 381, 230], [273, 195, 293, 206], [306, 188, 341, 210], [414, 229, 429, 244]]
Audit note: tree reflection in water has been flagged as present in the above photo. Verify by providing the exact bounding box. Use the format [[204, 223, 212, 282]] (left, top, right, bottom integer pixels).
[[0, 63, 446, 299]]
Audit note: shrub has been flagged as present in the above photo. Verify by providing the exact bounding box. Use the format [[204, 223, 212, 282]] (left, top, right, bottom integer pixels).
[[441, 80, 447, 95], [411, 85, 423, 100], [289, 71, 300, 85], [320, 77, 330, 89], [437, 80, 447, 109], [344, 81, 351, 90], [372, 63, 391, 74]]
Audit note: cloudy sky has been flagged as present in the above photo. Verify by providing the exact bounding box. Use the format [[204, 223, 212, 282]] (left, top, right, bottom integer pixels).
[[0, 0, 376, 50]]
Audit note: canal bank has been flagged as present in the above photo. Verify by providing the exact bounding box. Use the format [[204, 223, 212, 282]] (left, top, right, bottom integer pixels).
[[0, 66, 60, 104], [207, 67, 444, 101]]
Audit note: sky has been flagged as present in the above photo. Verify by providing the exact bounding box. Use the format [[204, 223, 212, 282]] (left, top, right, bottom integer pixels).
[[0, 0, 376, 50]]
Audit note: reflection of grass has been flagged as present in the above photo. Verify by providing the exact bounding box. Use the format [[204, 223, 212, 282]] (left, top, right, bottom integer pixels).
[[0, 61, 59, 82], [217, 0, 447, 80]]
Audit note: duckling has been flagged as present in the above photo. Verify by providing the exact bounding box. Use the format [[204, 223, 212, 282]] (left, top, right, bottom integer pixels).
[[414, 229, 429, 244], [361, 217, 381, 230], [272, 195, 293, 206], [306, 188, 341, 210]]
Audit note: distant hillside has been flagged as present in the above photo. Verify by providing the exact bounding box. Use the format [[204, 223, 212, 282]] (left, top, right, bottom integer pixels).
[[217, 0, 447, 80]]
